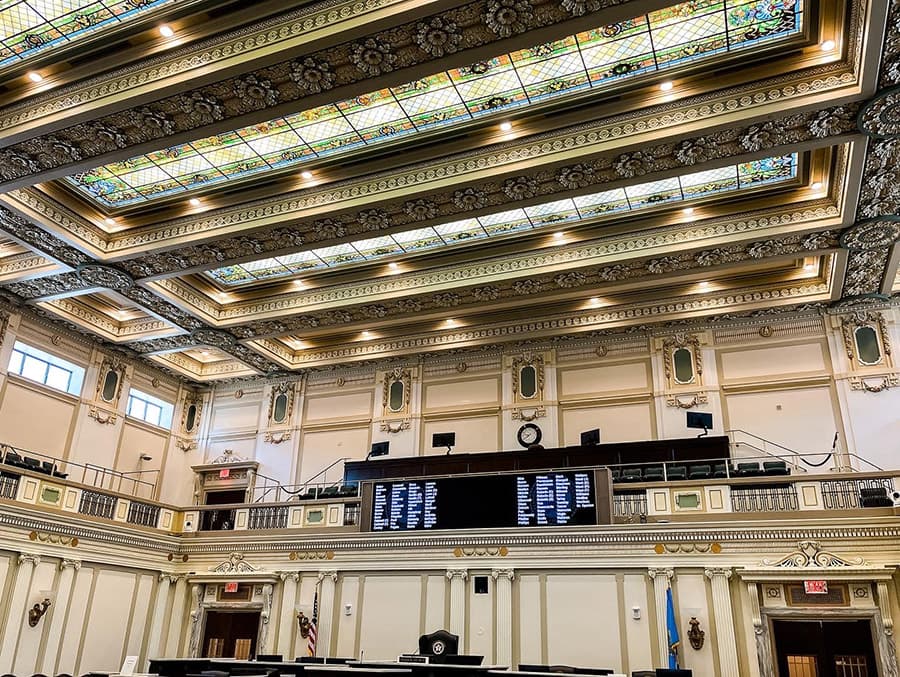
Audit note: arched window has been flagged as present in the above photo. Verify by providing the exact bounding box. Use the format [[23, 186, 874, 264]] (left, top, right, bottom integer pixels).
[[184, 404, 198, 432], [272, 392, 289, 423], [388, 379, 405, 412], [519, 365, 538, 399], [100, 369, 119, 402]]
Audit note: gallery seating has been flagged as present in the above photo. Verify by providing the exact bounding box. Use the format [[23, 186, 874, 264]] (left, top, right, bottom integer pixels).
[[1, 449, 68, 479], [860, 486, 894, 507], [610, 459, 790, 483]]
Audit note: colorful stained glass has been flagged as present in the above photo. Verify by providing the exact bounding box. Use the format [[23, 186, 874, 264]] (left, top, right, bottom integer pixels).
[[66, 0, 804, 208], [204, 154, 798, 286], [0, 0, 178, 69]]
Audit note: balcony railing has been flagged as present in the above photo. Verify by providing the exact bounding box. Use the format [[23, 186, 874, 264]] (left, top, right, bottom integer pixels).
[[614, 491, 648, 519], [730, 484, 799, 512], [79, 489, 117, 519], [247, 505, 288, 530], [126, 500, 161, 528], [0, 472, 18, 499], [820, 478, 896, 509]]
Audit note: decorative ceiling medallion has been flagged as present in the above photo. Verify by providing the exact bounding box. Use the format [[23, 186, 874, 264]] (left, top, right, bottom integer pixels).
[[839, 217, 900, 250], [858, 86, 900, 138]]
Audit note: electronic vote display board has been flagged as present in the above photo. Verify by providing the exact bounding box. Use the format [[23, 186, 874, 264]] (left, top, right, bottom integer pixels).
[[365, 469, 602, 531]]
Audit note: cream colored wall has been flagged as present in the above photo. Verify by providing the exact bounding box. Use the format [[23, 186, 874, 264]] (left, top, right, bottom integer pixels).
[[195, 309, 900, 492]]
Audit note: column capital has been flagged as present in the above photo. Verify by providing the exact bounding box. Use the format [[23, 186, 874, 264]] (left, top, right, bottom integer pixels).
[[317, 570, 338, 583], [279, 571, 300, 582], [491, 568, 515, 581], [159, 572, 178, 583], [446, 568, 468, 580], [59, 558, 81, 571], [648, 567, 674, 580], [18, 552, 40, 566], [704, 567, 733, 580]]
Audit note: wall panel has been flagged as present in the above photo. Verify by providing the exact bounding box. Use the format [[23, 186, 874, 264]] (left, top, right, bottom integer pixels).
[[0, 381, 75, 456], [424, 378, 499, 410], [545, 574, 621, 669], [559, 362, 649, 398], [560, 403, 654, 446], [299, 427, 370, 482], [422, 416, 499, 455], [358, 576, 422, 660]]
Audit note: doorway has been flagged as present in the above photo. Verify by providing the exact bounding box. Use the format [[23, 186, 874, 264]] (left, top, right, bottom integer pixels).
[[773, 619, 878, 677], [201, 610, 261, 659]]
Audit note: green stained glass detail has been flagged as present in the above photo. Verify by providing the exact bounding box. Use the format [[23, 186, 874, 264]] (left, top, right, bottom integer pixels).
[[0, 0, 178, 69], [205, 154, 798, 286], [66, 0, 803, 208]]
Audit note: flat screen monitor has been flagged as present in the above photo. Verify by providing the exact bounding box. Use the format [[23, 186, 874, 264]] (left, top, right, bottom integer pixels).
[[369, 470, 597, 531], [432, 432, 456, 449], [580, 428, 600, 446], [369, 441, 389, 458], [686, 411, 713, 430]]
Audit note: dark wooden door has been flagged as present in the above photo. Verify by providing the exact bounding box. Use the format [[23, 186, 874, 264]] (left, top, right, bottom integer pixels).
[[773, 619, 878, 677], [201, 610, 261, 659]]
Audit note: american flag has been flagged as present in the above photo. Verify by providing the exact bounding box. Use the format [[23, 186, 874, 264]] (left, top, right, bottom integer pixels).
[[307, 590, 318, 656]]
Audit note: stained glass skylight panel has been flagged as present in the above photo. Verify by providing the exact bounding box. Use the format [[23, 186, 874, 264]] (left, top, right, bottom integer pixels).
[[66, 0, 804, 208], [0, 0, 177, 69], [205, 154, 798, 285]]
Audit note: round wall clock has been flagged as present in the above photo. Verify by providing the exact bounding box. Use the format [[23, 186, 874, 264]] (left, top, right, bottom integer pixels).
[[517, 423, 543, 448]]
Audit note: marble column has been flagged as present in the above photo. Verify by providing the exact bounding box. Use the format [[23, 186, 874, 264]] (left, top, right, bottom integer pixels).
[[316, 571, 338, 658], [145, 574, 174, 668], [39, 559, 81, 675], [278, 573, 300, 660], [0, 553, 39, 669], [491, 569, 515, 667], [747, 582, 774, 677], [704, 568, 738, 677], [165, 576, 188, 657], [446, 569, 468, 648], [648, 568, 674, 668]]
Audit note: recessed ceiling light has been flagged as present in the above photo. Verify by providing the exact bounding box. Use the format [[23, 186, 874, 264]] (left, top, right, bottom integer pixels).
[[811, 181, 823, 190], [159, 24, 174, 38], [27, 71, 42, 83], [683, 207, 694, 215], [104, 217, 116, 226], [590, 297, 599, 304], [200, 350, 210, 356], [820, 40, 835, 51], [804, 263, 815, 271], [499, 121, 512, 132], [189, 198, 200, 206], [300, 171, 313, 180], [659, 80, 673, 92], [292, 279, 306, 288], [554, 232, 564, 238], [698, 281, 709, 288], [389, 262, 399, 270]]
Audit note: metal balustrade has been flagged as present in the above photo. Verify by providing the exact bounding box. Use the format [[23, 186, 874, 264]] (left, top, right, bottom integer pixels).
[[820, 478, 895, 509], [614, 492, 648, 518], [126, 500, 160, 528], [247, 505, 289, 530], [78, 490, 118, 519], [0, 472, 18, 499], [730, 484, 799, 512]]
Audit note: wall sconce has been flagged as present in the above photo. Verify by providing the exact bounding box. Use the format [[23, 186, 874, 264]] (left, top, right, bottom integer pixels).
[[28, 597, 51, 627], [687, 617, 705, 650], [297, 610, 310, 638]]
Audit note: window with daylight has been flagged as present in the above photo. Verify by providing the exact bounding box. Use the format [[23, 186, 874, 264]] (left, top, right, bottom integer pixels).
[[7, 341, 85, 395], [127, 388, 174, 428]]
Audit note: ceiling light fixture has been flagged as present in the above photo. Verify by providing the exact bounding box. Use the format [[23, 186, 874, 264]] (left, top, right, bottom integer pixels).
[[659, 80, 673, 91], [159, 24, 174, 38], [499, 121, 512, 132], [698, 281, 709, 288], [811, 181, 823, 190], [590, 297, 599, 305], [804, 263, 815, 271], [362, 330, 371, 338], [104, 217, 116, 226], [189, 198, 200, 206], [820, 39, 835, 51], [300, 171, 313, 180], [27, 72, 42, 83], [445, 319, 456, 326], [554, 232, 564, 238], [200, 350, 210, 356], [388, 262, 399, 270], [683, 207, 694, 215]]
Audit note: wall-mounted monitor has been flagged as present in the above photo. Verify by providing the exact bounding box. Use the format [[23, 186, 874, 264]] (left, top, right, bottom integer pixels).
[[580, 428, 601, 446], [686, 411, 713, 431], [432, 432, 456, 449], [368, 441, 390, 458]]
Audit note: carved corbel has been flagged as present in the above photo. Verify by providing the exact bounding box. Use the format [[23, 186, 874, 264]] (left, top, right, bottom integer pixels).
[[88, 406, 118, 425], [379, 419, 410, 433], [665, 392, 709, 409], [264, 430, 292, 444]]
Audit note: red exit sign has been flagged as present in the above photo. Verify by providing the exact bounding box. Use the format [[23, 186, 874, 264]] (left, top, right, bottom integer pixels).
[[224, 581, 238, 593], [804, 580, 828, 594], [219, 468, 230, 479]]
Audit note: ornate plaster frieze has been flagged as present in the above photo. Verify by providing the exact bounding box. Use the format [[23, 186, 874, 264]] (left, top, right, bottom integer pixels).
[[0, 0, 637, 187], [847, 372, 900, 392], [247, 280, 831, 368], [104, 104, 856, 264], [761, 540, 866, 568], [211, 552, 259, 573], [37, 297, 176, 341], [0, 254, 55, 279]]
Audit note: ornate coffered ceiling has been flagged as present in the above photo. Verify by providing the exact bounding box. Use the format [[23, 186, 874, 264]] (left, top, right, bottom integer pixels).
[[0, 0, 896, 382]]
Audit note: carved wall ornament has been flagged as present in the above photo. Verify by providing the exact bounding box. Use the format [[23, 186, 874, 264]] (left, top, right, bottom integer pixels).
[[858, 86, 900, 138], [211, 552, 259, 573], [350, 37, 396, 76], [511, 406, 545, 421], [382, 366, 412, 415], [839, 311, 893, 369], [88, 405, 118, 425], [28, 530, 78, 547], [288, 550, 335, 561], [94, 356, 126, 406], [210, 449, 247, 464], [414, 17, 461, 57], [380, 419, 410, 433], [456, 362, 468, 373], [181, 392, 203, 434], [661, 334, 703, 388], [758, 325, 775, 338], [264, 430, 292, 444], [267, 381, 296, 426], [761, 540, 865, 568], [511, 352, 545, 402], [485, 0, 533, 38], [175, 437, 198, 452], [75, 264, 134, 291], [453, 546, 509, 557], [654, 542, 721, 554], [687, 618, 705, 650], [665, 392, 709, 409], [849, 373, 900, 392]]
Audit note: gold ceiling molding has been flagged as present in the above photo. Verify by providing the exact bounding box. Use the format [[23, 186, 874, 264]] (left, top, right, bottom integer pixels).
[[246, 280, 832, 368], [0, 254, 56, 281], [37, 297, 178, 342], [0, 0, 413, 136], [149, 204, 843, 326], [148, 350, 256, 381]]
